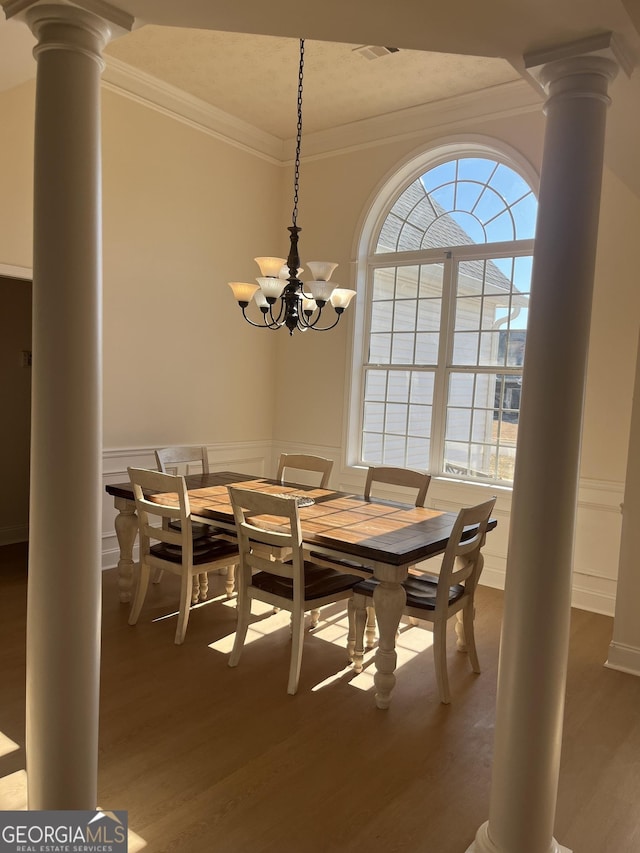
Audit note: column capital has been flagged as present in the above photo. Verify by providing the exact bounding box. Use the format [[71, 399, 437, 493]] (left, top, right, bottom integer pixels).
[[3, 0, 133, 50], [523, 33, 624, 111]]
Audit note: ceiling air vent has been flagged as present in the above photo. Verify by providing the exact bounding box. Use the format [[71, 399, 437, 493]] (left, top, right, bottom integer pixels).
[[353, 45, 400, 60]]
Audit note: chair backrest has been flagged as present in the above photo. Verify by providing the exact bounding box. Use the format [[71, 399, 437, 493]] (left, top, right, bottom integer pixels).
[[128, 467, 193, 555], [276, 453, 333, 488], [437, 496, 497, 607], [155, 445, 210, 475], [364, 466, 431, 507], [228, 486, 305, 590]]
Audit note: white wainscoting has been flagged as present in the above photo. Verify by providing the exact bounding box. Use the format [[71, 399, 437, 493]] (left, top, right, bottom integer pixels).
[[101, 440, 272, 571], [99, 442, 623, 615]]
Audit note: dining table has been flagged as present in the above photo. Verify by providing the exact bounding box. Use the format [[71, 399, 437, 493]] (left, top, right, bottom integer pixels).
[[105, 470, 497, 709]]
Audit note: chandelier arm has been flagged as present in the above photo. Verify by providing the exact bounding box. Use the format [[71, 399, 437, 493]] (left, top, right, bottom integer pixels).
[[305, 310, 344, 332], [240, 306, 282, 329]]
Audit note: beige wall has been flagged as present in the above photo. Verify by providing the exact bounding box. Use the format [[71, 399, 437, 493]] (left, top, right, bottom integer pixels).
[[101, 90, 280, 448]]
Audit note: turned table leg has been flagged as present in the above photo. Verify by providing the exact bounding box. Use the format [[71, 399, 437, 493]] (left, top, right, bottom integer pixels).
[[372, 578, 406, 710], [113, 496, 138, 604]]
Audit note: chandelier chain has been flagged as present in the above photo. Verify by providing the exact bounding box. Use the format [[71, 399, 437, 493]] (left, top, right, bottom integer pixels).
[[292, 38, 305, 228]]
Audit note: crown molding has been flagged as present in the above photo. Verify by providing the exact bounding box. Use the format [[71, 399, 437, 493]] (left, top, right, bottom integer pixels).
[[288, 78, 544, 162], [101, 57, 543, 166], [102, 55, 285, 165]]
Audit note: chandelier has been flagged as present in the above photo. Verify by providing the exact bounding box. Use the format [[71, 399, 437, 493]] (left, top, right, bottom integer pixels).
[[228, 39, 356, 335]]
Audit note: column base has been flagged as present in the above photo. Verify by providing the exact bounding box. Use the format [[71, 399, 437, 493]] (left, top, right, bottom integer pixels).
[[466, 822, 572, 853]]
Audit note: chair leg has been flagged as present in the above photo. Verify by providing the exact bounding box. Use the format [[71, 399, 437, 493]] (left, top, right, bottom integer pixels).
[[175, 572, 193, 645], [288, 607, 305, 695], [309, 608, 320, 629], [191, 575, 200, 605], [229, 590, 251, 667], [225, 564, 236, 598], [433, 618, 451, 704], [365, 605, 376, 649], [463, 600, 480, 673], [152, 567, 163, 585], [128, 561, 151, 626], [350, 594, 368, 673]]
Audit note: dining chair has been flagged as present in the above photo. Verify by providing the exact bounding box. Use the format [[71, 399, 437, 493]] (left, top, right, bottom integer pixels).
[[347, 496, 497, 704], [228, 485, 360, 694], [127, 467, 239, 644], [276, 453, 334, 488], [310, 465, 432, 580], [155, 445, 235, 597]]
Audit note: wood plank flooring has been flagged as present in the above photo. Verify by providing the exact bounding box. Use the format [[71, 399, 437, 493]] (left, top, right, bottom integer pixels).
[[1, 542, 639, 852]]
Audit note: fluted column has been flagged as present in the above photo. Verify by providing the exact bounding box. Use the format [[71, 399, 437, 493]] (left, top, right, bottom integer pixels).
[[5, 0, 131, 809], [468, 39, 619, 853]]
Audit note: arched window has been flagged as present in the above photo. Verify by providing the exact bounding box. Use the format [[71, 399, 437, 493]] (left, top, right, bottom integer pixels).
[[354, 149, 537, 484]]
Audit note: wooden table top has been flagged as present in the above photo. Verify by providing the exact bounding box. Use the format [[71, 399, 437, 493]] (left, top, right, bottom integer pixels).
[[106, 471, 496, 568]]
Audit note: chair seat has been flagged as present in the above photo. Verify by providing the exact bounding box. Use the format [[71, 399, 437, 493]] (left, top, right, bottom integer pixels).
[[308, 551, 373, 575], [355, 575, 465, 611], [252, 562, 361, 601], [151, 537, 238, 566]]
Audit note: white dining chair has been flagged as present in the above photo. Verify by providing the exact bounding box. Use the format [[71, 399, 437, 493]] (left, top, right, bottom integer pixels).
[[228, 485, 360, 694], [127, 467, 239, 644], [347, 496, 497, 703]]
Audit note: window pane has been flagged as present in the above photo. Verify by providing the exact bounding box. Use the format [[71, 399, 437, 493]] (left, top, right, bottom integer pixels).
[[362, 432, 383, 462], [421, 161, 456, 192], [512, 193, 538, 240], [387, 371, 410, 402], [446, 407, 472, 441], [371, 301, 393, 332], [373, 268, 396, 300], [363, 401, 385, 432], [479, 331, 502, 366], [415, 333, 439, 364], [448, 373, 474, 406], [417, 299, 441, 332], [410, 371, 435, 403], [369, 333, 391, 363], [458, 260, 484, 296], [419, 264, 444, 298], [385, 403, 408, 434], [453, 331, 480, 365], [396, 266, 420, 299], [394, 299, 417, 331], [391, 333, 415, 364], [383, 435, 406, 466], [407, 437, 430, 468], [455, 296, 482, 331], [408, 404, 431, 437], [365, 369, 387, 401]]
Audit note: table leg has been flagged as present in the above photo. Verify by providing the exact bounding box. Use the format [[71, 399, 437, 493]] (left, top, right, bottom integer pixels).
[[372, 579, 406, 709], [114, 496, 138, 604]]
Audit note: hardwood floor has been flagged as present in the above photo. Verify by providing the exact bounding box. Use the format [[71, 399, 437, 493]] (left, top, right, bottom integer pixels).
[[1, 542, 639, 852]]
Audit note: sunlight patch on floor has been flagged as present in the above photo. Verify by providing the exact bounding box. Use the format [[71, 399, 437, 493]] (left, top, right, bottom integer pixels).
[[152, 591, 235, 623], [0, 731, 20, 759], [208, 601, 290, 654]]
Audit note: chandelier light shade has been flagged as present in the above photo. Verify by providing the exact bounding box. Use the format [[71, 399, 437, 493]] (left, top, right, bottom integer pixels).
[[227, 39, 356, 335]]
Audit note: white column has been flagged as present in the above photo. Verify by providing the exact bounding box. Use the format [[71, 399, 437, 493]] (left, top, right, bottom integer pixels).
[[5, 0, 131, 809], [468, 40, 619, 853], [606, 330, 640, 676]]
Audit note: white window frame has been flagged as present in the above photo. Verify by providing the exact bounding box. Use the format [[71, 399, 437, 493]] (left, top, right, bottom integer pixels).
[[345, 137, 539, 484]]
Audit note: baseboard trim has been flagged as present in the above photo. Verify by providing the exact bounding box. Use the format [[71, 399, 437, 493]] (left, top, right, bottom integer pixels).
[[605, 642, 640, 677]]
